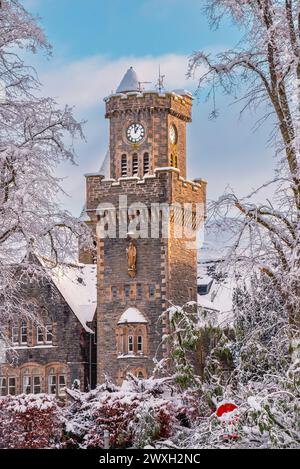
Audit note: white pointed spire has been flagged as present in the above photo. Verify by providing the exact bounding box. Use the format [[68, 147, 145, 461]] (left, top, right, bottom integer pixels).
[[116, 66, 140, 93]]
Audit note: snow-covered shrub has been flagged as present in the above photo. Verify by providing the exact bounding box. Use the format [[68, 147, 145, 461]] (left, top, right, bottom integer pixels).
[[62, 376, 190, 449], [0, 394, 63, 449]]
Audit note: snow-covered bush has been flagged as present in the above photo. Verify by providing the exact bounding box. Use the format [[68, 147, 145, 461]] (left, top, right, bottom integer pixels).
[[62, 376, 192, 449], [0, 394, 63, 449]]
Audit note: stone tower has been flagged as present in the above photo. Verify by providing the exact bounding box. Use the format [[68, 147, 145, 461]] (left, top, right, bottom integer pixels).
[[83, 67, 206, 384]]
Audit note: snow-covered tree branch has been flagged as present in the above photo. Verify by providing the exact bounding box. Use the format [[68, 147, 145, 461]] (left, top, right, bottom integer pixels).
[[189, 0, 300, 331], [0, 1, 91, 325]]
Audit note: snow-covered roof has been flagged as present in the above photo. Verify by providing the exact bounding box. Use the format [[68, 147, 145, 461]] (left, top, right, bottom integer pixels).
[[118, 307, 148, 324], [198, 261, 234, 328], [172, 89, 193, 98], [49, 264, 97, 333], [116, 67, 140, 94]]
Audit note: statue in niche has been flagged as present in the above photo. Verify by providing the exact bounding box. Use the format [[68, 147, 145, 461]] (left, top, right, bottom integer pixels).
[[127, 239, 137, 278]]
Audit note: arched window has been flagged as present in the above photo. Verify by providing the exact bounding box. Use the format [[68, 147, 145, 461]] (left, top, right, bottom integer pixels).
[[132, 153, 138, 176], [143, 153, 149, 175], [121, 154, 127, 177], [137, 335, 143, 353], [21, 366, 42, 394], [128, 335, 134, 353], [170, 154, 174, 167], [116, 326, 147, 356]]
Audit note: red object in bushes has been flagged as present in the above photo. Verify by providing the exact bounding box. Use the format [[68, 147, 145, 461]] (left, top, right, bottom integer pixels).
[[216, 402, 238, 417]]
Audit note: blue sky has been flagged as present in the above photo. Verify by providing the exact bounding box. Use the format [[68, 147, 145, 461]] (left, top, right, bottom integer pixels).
[[22, 0, 275, 214]]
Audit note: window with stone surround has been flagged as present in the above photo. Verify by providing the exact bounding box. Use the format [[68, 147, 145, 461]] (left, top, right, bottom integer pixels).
[[111, 286, 118, 300], [0, 377, 6, 396], [46, 365, 67, 397], [20, 320, 28, 345], [45, 324, 53, 344], [11, 325, 19, 345], [143, 153, 149, 175], [121, 154, 127, 176], [8, 377, 16, 395], [35, 322, 53, 346], [36, 326, 44, 344], [21, 366, 43, 394], [132, 153, 138, 176], [116, 323, 148, 356], [149, 284, 156, 299], [0, 376, 17, 396], [124, 285, 130, 300]]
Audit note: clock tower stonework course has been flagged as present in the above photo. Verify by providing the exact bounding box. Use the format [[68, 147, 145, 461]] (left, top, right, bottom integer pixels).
[[82, 67, 206, 384]]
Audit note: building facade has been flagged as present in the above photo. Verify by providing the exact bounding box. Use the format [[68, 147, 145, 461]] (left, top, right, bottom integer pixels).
[[0, 260, 97, 396], [82, 67, 206, 384]]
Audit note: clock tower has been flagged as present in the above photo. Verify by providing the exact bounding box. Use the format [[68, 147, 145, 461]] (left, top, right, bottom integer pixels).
[[83, 67, 206, 384]]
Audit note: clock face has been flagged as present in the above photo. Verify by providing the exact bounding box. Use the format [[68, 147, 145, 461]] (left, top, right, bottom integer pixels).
[[169, 124, 177, 144], [127, 123, 145, 143]]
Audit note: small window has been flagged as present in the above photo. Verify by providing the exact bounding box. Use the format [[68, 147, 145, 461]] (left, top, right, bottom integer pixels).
[[12, 325, 19, 345], [143, 153, 149, 175], [170, 154, 174, 167], [124, 285, 130, 300], [58, 375, 66, 396], [121, 154, 127, 177], [33, 376, 41, 394], [37, 326, 44, 344], [48, 374, 56, 395], [136, 284, 142, 300], [132, 153, 138, 176], [8, 377, 16, 396], [0, 377, 7, 396], [23, 374, 31, 394], [128, 335, 134, 353], [174, 154, 178, 168], [137, 371, 144, 380], [20, 320, 28, 345], [111, 286, 118, 300], [45, 324, 53, 344], [149, 285, 155, 299], [137, 335, 143, 353]]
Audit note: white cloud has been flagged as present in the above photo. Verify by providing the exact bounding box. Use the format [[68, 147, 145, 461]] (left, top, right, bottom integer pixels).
[[40, 53, 200, 110]]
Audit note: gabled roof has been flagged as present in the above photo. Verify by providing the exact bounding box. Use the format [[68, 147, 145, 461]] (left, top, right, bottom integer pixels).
[[116, 67, 140, 93], [49, 263, 97, 333], [118, 307, 147, 324]]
